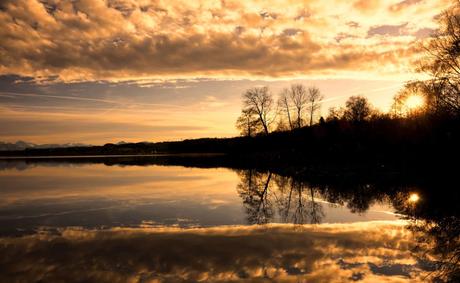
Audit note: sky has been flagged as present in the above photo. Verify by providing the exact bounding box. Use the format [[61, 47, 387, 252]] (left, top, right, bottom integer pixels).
[[0, 0, 451, 144]]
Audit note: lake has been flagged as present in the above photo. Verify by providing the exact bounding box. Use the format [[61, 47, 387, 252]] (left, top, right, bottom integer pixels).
[[0, 158, 458, 282]]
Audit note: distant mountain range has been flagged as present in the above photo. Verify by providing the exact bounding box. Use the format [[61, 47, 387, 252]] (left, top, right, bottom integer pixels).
[[0, 141, 90, 151]]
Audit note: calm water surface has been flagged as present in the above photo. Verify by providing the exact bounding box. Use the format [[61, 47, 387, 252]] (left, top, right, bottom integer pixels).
[[0, 162, 397, 232], [0, 159, 456, 282]]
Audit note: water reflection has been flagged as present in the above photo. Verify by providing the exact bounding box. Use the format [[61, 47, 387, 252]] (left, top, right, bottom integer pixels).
[[236, 169, 398, 225], [403, 217, 460, 282], [0, 164, 399, 236], [234, 169, 460, 282], [0, 160, 458, 282], [237, 170, 325, 224], [0, 222, 432, 282], [391, 191, 460, 282]]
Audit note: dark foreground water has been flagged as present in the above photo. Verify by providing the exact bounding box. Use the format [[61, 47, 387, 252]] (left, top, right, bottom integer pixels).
[[0, 158, 458, 282]]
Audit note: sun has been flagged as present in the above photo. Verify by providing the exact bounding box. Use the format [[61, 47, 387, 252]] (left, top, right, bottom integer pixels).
[[406, 95, 425, 110]]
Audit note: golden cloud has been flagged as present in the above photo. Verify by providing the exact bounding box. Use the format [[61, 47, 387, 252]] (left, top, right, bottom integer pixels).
[[0, 0, 449, 82]]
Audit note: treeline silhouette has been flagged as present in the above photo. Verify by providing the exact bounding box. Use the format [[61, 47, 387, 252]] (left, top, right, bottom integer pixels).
[[2, 112, 458, 177]]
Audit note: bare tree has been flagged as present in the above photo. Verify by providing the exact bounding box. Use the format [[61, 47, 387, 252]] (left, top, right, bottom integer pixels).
[[326, 106, 345, 121], [277, 88, 294, 130], [417, 1, 460, 116], [236, 108, 260, 137], [307, 86, 324, 126], [241, 87, 274, 135], [289, 84, 308, 128], [344, 96, 372, 122]]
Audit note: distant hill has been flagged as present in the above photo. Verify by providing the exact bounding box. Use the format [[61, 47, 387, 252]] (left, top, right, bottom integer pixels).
[[0, 141, 90, 151]]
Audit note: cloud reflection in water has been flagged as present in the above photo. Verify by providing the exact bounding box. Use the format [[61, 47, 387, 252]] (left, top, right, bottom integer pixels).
[[0, 221, 431, 282]]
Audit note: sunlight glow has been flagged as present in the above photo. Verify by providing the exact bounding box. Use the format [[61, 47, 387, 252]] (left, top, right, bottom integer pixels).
[[408, 193, 420, 203], [406, 95, 425, 110]]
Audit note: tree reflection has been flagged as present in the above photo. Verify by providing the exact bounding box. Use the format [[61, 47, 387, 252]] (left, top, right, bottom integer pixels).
[[318, 183, 387, 214], [412, 217, 460, 282], [236, 170, 274, 224], [236, 170, 460, 282], [392, 191, 460, 282], [236, 170, 410, 225], [236, 171, 324, 224]]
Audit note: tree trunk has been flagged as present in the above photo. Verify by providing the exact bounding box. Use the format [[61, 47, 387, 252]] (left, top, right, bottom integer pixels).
[[247, 116, 251, 137], [286, 107, 293, 130], [259, 114, 269, 134], [297, 109, 301, 128]]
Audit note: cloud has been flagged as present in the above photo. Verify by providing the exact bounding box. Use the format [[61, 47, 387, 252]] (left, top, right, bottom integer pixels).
[[0, 105, 210, 143], [368, 23, 409, 37], [0, 0, 448, 82], [388, 0, 422, 13], [367, 23, 437, 40], [353, 0, 381, 14], [0, 222, 434, 282]]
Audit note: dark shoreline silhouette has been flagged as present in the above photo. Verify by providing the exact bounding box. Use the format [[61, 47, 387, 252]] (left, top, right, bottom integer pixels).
[[2, 115, 459, 178]]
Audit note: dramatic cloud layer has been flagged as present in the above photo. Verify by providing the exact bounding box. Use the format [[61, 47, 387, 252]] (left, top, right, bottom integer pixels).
[[0, 0, 450, 82]]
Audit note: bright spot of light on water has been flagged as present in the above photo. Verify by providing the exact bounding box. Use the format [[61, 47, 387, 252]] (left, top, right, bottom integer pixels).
[[408, 193, 420, 203]]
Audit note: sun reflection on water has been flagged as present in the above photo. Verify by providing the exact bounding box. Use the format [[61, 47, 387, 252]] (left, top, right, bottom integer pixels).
[[408, 193, 420, 203]]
